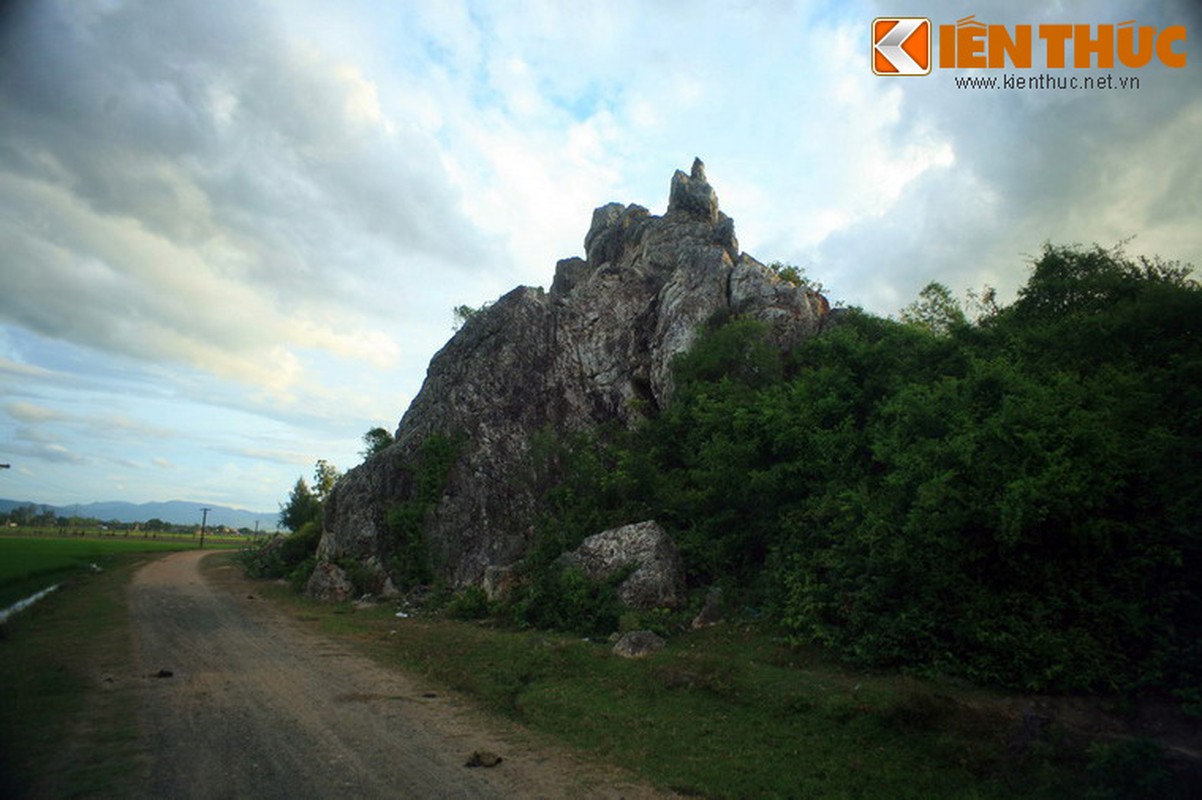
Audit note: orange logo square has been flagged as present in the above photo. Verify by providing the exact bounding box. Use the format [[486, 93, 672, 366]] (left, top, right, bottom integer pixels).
[[872, 17, 931, 75]]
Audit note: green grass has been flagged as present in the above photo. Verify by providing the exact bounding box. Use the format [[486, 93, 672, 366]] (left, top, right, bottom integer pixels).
[[0, 532, 238, 608], [0, 551, 151, 798], [246, 579, 1098, 799]]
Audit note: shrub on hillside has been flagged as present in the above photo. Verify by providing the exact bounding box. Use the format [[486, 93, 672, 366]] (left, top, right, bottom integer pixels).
[[235, 520, 322, 580]]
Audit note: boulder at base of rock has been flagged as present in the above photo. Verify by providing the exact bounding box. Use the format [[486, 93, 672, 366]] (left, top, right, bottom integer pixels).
[[613, 630, 666, 658], [306, 562, 354, 602], [559, 521, 684, 610]]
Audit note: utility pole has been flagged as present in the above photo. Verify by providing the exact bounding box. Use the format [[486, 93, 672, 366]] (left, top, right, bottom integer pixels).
[[200, 507, 211, 549]]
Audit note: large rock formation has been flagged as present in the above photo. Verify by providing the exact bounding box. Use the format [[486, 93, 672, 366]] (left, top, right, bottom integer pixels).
[[317, 159, 829, 590]]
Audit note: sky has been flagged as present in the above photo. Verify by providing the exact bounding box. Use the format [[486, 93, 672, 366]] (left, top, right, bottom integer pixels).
[[1, 0, 1199, 515]]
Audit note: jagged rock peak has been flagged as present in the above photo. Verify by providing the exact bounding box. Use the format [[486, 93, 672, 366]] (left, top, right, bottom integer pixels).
[[315, 159, 832, 594], [667, 156, 719, 223]]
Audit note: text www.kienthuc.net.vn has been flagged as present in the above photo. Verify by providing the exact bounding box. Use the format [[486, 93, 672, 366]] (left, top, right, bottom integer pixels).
[[954, 72, 1141, 90]]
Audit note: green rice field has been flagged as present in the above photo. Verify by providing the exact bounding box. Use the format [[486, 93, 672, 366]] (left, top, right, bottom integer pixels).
[[0, 532, 241, 609]]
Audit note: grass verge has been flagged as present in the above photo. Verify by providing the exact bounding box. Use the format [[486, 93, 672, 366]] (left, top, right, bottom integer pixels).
[[236, 573, 1118, 799], [0, 554, 149, 798], [0, 533, 236, 608]]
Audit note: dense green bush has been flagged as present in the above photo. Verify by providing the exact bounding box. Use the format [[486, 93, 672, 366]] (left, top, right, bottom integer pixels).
[[508, 567, 627, 637], [446, 585, 493, 620], [771, 247, 1201, 694], [235, 520, 323, 581], [287, 556, 317, 593], [529, 244, 1201, 697]]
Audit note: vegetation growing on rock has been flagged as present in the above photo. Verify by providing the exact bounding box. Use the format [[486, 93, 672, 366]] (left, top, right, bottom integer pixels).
[[530, 243, 1201, 699]]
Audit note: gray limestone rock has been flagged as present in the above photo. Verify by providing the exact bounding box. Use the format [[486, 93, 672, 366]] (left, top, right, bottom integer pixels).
[[667, 157, 720, 223], [306, 561, 354, 602], [613, 630, 667, 659], [559, 521, 684, 611], [314, 160, 831, 596]]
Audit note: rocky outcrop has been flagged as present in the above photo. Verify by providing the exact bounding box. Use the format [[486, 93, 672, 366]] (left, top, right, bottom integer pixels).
[[613, 630, 667, 659], [316, 159, 830, 592], [306, 562, 354, 602], [558, 521, 684, 611]]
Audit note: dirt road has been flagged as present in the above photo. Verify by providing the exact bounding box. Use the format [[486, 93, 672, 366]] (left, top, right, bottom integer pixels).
[[130, 550, 665, 799]]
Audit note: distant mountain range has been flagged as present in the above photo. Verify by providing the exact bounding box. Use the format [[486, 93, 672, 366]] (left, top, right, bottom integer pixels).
[[0, 498, 279, 531]]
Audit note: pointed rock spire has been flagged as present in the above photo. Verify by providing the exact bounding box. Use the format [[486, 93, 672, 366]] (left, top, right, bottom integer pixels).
[[667, 156, 719, 223]]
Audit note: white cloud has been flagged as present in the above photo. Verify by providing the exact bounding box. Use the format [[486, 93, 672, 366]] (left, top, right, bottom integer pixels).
[[8, 426, 89, 465], [3, 401, 66, 423], [0, 357, 56, 382]]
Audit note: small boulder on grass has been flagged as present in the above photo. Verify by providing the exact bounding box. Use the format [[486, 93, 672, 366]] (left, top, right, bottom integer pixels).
[[613, 630, 666, 658]]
